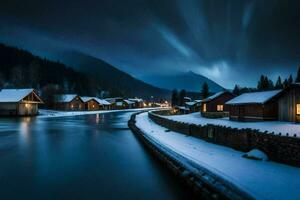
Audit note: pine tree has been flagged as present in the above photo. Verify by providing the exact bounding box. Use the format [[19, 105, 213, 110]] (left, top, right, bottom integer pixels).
[[178, 89, 186, 106], [202, 82, 209, 99], [283, 79, 289, 89], [233, 84, 240, 95], [171, 89, 178, 106], [257, 75, 264, 90], [288, 74, 293, 85], [296, 66, 300, 83], [275, 76, 283, 89]]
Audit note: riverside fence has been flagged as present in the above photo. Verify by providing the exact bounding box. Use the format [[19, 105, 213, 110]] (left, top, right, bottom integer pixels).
[[149, 110, 300, 168]]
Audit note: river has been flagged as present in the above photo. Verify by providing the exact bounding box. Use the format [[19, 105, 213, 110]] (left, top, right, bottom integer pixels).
[[0, 111, 194, 200]]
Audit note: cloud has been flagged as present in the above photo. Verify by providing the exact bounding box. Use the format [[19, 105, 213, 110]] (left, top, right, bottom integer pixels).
[[155, 24, 193, 57]]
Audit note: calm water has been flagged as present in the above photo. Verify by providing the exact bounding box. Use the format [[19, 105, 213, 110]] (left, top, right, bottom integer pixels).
[[0, 112, 193, 200]]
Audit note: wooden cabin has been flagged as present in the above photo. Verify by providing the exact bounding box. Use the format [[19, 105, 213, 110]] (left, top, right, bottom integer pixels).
[[201, 91, 235, 118], [0, 89, 43, 116], [104, 97, 124, 109], [94, 98, 111, 110], [81, 97, 100, 111], [226, 90, 282, 122], [123, 100, 135, 109], [55, 94, 84, 111], [185, 100, 202, 113], [277, 84, 300, 123], [128, 98, 144, 108]]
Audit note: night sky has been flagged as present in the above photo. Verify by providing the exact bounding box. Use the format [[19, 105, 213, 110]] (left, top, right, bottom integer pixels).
[[0, 0, 299, 88]]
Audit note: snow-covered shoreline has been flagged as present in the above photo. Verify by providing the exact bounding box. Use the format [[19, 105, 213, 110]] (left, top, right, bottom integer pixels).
[[38, 108, 157, 119], [163, 112, 300, 137], [135, 112, 300, 200]]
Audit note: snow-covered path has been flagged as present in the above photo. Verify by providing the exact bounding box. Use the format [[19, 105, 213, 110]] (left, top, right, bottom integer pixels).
[[136, 112, 300, 200], [164, 112, 300, 137]]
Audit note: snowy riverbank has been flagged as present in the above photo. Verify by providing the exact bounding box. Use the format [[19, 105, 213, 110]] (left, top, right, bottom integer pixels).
[[135, 112, 300, 200], [38, 108, 157, 119], [163, 112, 300, 137]]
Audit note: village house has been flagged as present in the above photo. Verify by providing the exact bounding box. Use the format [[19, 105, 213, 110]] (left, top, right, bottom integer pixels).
[[123, 99, 135, 109], [185, 100, 202, 113], [201, 91, 235, 118], [55, 94, 84, 111], [0, 89, 43, 116], [128, 98, 144, 108], [81, 97, 100, 111], [104, 97, 124, 109], [277, 84, 300, 123], [94, 98, 111, 110], [226, 90, 282, 121]]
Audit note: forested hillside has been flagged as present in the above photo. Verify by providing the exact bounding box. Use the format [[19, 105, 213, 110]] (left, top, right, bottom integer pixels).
[[0, 43, 170, 100]]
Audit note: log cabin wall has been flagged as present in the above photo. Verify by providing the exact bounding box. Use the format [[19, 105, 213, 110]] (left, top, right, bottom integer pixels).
[[278, 87, 300, 122], [85, 100, 100, 110], [18, 103, 38, 115], [229, 102, 278, 122], [205, 92, 235, 112], [0, 103, 18, 115]]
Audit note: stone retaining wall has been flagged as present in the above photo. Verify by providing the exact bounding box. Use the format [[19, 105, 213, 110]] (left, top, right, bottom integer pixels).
[[128, 112, 253, 200], [149, 110, 300, 167]]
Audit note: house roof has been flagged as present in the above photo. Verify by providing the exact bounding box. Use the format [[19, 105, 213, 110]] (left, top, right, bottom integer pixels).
[[81, 96, 95, 103], [226, 90, 282, 105], [94, 98, 111, 105], [104, 97, 123, 103], [123, 99, 135, 105], [184, 97, 192, 101], [185, 99, 202, 106], [128, 98, 143, 103], [202, 91, 228, 102], [57, 94, 79, 103], [0, 88, 42, 103]]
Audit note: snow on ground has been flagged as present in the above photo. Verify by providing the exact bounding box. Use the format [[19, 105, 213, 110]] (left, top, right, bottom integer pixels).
[[163, 112, 300, 137], [38, 108, 156, 119], [136, 112, 300, 200]]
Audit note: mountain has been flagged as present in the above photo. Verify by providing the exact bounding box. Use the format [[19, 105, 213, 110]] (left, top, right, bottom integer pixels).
[[0, 43, 170, 100], [50, 50, 171, 99], [141, 71, 224, 93]]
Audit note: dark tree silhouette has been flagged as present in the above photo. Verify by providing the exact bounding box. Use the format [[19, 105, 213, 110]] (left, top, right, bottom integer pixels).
[[178, 89, 186, 106], [275, 76, 283, 89], [202, 82, 209, 99], [296, 66, 300, 83], [171, 89, 178, 106]]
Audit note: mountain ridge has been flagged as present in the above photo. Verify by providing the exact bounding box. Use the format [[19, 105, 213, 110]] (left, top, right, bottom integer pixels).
[[140, 71, 224, 92]]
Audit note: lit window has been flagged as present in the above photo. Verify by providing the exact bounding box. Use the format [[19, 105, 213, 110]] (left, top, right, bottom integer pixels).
[[217, 105, 224, 111], [297, 104, 300, 115], [71, 104, 74, 108], [203, 103, 207, 112]]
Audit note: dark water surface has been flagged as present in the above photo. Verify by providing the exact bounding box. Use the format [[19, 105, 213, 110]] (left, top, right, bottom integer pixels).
[[0, 112, 193, 200]]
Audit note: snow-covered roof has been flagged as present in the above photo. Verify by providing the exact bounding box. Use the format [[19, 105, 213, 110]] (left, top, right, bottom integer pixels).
[[0, 88, 41, 103], [81, 96, 95, 103], [123, 99, 135, 105], [202, 91, 227, 102], [128, 98, 143, 103], [104, 97, 123, 103], [175, 106, 189, 110], [226, 90, 282, 105], [57, 94, 79, 103], [185, 101, 196, 106], [194, 100, 202, 103], [94, 98, 111, 105], [184, 97, 192, 101]]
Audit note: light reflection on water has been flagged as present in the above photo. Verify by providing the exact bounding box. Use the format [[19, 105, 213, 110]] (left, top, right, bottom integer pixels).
[[0, 111, 193, 200]]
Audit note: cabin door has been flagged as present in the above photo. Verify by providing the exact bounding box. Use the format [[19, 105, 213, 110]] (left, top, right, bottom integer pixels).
[[238, 106, 245, 121]]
